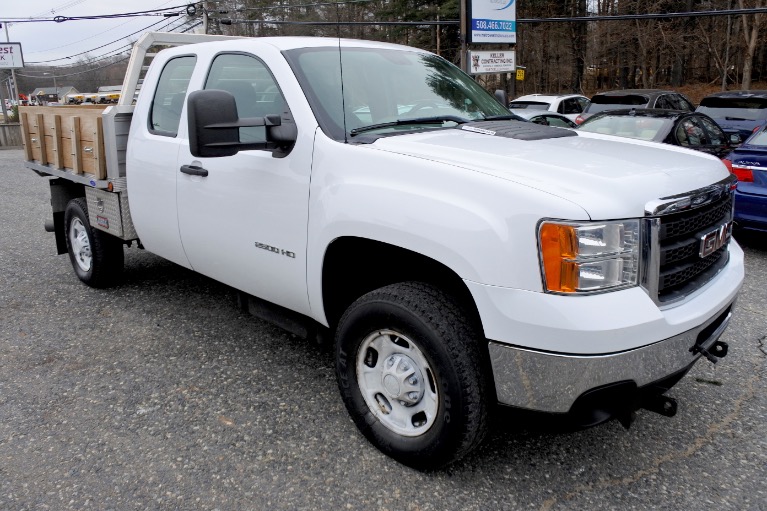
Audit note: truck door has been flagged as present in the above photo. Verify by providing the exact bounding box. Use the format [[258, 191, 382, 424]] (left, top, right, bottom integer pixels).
[[127, 55, 197, 269], [176, 52, 313, 316]]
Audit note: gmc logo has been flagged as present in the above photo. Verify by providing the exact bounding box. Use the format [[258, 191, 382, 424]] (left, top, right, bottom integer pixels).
[[699, 222, 731, 258]]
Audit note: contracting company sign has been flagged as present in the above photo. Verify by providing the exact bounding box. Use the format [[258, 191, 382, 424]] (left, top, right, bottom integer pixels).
[[0, 43, 24, 69], [469, 0, 516, 44], [468, 50, 515, 75]]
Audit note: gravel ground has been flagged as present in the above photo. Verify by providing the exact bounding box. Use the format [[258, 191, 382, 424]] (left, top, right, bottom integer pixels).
[[0, 148, 765, 511]]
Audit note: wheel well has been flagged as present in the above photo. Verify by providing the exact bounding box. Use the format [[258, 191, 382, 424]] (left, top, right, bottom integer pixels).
[[321, 237, 481, 331], [50, 179, 86, 255]]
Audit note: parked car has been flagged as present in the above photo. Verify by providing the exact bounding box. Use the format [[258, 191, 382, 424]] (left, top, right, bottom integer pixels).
[[511, 109, 577, 128], [575, 89, 695, 124], [577, 109, 740, 158], [508, 93, 589, 121], [696, 90, 767, 142], [723, 126, 767, 233]]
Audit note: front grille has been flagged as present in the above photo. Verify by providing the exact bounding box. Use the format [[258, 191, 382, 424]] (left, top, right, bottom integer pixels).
[[660, 197, 733, 240], [654, 195, 732, 302]]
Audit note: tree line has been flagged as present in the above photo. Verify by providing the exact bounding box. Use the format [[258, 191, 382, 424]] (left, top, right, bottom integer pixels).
[[205, 0, 766, 93]]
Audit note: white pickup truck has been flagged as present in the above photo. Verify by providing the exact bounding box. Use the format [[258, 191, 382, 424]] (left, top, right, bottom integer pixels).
[[22, 32, 743, 469]]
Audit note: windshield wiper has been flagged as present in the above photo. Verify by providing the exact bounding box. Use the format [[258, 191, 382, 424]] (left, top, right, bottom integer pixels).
[[349, 116, 468, 136]]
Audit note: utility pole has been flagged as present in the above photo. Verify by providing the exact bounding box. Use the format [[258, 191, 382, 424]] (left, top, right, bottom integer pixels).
[[0, 72, 8, 123], [203, 1, 210, 34], [4, 22, 19, 109], [459, 0, 467, 72]]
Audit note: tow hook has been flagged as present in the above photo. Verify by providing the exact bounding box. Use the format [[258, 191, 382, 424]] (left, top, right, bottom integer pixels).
[[618, 395, 678, 430], [690, 340, 729, 364], [641, 394, 677, 418]]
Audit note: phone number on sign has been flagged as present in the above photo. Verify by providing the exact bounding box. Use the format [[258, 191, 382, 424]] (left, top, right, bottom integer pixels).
[[472, 19, 515, 31]]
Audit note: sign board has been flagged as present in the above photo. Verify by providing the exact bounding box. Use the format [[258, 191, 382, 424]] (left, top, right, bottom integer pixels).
[[469, 0, 516, 44], [468, 50, 515, 75], [0, 43, 24, 69], [516, 68, 525, 81]]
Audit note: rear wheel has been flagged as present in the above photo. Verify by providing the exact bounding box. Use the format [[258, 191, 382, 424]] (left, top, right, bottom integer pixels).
[[64, 197, 124, 288], [335, 282, 490, 469]]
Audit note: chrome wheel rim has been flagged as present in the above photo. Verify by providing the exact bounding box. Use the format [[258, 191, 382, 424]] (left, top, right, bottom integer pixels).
[[356, 330, 439, 437], [69, 217, 92, 272]]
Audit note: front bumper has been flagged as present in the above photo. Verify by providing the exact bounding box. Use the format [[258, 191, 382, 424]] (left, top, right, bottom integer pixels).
[[488, 300, 735, 413]]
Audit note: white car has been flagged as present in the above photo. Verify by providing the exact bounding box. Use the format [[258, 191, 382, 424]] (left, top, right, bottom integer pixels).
[[509, 93, 590, 121]]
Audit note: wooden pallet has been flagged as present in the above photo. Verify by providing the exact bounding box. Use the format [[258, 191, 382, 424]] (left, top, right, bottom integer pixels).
[[19, 105, 108, 179]]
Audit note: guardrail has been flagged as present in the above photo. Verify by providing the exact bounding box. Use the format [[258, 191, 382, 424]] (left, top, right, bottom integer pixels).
[[0, 123, 22, 147]]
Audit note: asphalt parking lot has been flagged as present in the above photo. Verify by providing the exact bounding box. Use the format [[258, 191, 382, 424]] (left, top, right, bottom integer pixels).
[[1, 147, 765, 511]]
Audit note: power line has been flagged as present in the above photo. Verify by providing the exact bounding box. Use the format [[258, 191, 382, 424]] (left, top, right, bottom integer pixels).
[[28, 18, 171, 63], [27, 1, 179, 54], [16, 20, 201, 80], [1, 3, 193, 23]]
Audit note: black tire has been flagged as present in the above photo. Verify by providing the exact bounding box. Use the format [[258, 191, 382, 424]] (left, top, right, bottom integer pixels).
[[64, 197, 124, 288], [335, 282, 490, 469]]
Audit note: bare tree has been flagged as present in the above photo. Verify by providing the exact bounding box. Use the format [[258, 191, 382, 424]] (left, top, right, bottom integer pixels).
[[739, 0, 765, 89]]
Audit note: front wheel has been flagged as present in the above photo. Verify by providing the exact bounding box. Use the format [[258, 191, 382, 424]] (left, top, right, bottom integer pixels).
[[64, 197, 124, 288], [335, 282, 490, 469]]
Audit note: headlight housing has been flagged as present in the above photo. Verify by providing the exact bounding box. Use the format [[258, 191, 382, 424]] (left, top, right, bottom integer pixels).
[[538, 219, 640, 293]]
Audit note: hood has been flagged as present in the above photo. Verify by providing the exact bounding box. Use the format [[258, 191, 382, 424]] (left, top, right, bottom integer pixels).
[[368, 126, 730, 219]]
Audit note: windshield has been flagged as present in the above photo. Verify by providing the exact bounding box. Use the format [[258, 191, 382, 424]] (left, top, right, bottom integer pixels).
[[697, 97, 767, 121], [578, 114, 671, 141], [284, 46, 511, 141]]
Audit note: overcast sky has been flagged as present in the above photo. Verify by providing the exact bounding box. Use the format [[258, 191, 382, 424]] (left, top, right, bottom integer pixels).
[[3, 1, 200, 67]]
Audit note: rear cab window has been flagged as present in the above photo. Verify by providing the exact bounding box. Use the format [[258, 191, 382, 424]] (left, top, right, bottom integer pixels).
[[149, 56, 197, 137]]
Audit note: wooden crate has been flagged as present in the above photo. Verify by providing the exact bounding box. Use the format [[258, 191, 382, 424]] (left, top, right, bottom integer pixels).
[[20, 105, 108, 179]]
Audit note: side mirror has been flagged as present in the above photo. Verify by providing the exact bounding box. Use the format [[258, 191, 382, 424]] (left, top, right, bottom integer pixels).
[[729, 133, 743, 146], [187, 89, 297, 158], [188, 89, 240, 158], [494, 89, 508, 108]]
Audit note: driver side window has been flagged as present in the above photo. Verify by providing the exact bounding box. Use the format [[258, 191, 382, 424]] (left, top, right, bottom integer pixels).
[[204, 53, 288, 144]]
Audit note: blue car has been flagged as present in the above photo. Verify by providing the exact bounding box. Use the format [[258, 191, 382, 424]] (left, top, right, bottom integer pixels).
[[697, 90, 767, 141], [725, 127, 767, 233]]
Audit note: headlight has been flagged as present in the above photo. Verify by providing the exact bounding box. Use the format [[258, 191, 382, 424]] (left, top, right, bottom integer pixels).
[[538, 220, 640, 293]]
